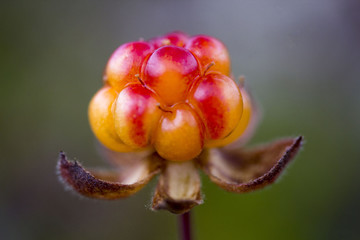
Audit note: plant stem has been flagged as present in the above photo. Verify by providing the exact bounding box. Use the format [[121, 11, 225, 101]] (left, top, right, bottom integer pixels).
[[178, 211, 192, 240]]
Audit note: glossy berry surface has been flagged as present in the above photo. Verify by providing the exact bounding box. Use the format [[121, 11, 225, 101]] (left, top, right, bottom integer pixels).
[[153, 103, 204, 161], [142, 45, 200, 105], [89, 31, 252, 161], [188, 73, 242, 140], [186, 35, 231, 76], [104, 41, 153, 91]]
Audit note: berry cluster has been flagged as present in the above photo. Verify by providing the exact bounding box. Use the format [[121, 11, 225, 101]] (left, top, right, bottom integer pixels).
[[89, 32, 252, 161]]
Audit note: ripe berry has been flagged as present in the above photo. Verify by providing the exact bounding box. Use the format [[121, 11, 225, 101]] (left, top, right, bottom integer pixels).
[[189, 73, 242, 140], [89, 31, 251, 162], [88, 86, 133, 152], [153, 103, 204, 161], [205, 87, 252, 148], [114, 83, 161, 148], [149, 31, 189, 49], [186, 35, 231, 75], [142, 45, 201, 106], [104, 41, 153, 91]]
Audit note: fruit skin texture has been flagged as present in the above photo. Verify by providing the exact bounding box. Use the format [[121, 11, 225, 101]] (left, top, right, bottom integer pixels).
[[149, 31, 189, 49], [104, 41, 153, 91], [89, 31, 251, 162], [205, 87, 252, 148], [189, 73, 242, 140], [186, 35, 231, 76], [88, 86, 133, 152], [114, 84, 161, 148], [142, 45, 201, 106], [153, 103, 204, 161]]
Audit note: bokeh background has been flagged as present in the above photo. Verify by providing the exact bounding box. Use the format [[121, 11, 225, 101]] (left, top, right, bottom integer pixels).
[[1, 0, 359, 239]]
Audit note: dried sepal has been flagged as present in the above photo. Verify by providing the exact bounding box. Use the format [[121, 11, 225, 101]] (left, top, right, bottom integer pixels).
[[199, 136, 303, 193], [57, 152, 162, 199], [152, 160, 203, 214]]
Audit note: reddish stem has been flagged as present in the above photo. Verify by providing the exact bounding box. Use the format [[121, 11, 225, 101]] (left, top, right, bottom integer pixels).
[[178, 211, 192, 240]]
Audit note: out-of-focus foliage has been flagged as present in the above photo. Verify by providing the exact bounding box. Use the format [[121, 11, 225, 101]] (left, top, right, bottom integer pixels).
[[1, 0, 359, 239]]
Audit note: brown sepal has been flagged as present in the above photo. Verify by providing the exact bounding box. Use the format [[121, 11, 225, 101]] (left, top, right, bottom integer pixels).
[[199, 136, 303, 193], [57, 151, 161, 199]]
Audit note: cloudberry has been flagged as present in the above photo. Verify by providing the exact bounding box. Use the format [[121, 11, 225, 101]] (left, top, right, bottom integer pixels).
[[89, 32, 250, 161]]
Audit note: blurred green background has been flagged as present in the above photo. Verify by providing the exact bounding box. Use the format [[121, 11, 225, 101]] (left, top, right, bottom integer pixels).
[[1, 0, 359, 239]]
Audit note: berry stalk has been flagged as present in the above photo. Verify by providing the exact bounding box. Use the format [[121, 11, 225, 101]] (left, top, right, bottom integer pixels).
[[178, 211, 192, 240]]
